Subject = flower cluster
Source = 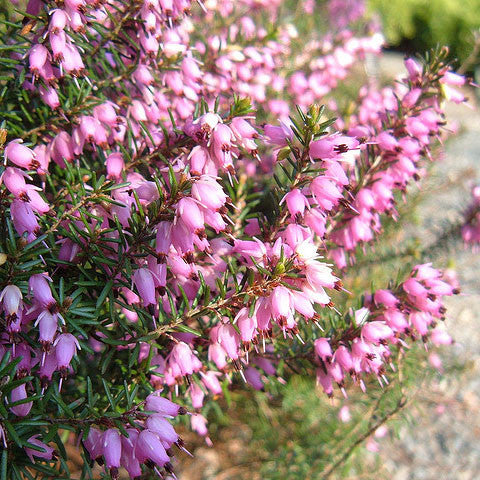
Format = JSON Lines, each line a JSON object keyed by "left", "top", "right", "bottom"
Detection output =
{"left": 314, "top": 264, "right": 458, "bottom": 396}
{"left": 83, "top": 394, "right": 185, "bottom": 479}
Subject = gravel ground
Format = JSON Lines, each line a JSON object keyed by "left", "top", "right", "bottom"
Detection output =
{"left": 377, "top": 54, "right": 480, "bottom": 480}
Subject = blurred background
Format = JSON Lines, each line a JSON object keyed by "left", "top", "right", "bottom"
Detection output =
{"left": 370, "top": 0, "right": 480, "bottom": 76}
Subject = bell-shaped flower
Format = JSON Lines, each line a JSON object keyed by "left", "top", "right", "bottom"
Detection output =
{"left": 314, "top": 338, "right": 332, "bottom": 362}
{"left": 9, "top": 383, "right": 32, "bottom": 417}
{"left": 217, "top": 324, "right": 240, "bottom": 360}
{"left": 145, "top": 393, "right": 185, "bottom": 417}
{"left": 4, "top": 141, "right": 36, "bottom": 169}
{"left": 54, "top": 333, "right": 80, "bottom": 368}
{"left": 132, "top": 268, "right": 156, "bottom": 307}
{"left": 102, "top": 429, "right": 122, "bottom": 469}
{"left": 135, "top": 430, "right": 170, "bottom": 466}
{"left": 145, "top": 414, "right": 179, "bottom": 446}
{"left": 29, "top": 274, "right": 55, "bottom": 308}
{"left": 0, "top": 285, "right": 23, "bottom": 317}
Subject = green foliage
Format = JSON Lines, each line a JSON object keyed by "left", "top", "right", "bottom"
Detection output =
{"left": 369, "top": 0, "right": 480, "bottom": 69}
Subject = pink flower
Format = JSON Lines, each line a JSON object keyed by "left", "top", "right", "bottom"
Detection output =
{"left": 4, "top": 141, "right": 36, "bottom": 169}
{"left": 190, "top": 414, "right": 212, "bottom": 444}
{"left": 264, "top": 122, "right": 293, "bottom": 147}
{"left": 102, "top": 429, "right": 122, "bottom": 469}
{"left": 120, "top": 429, "right": 142, "bottom": 478}
{"left": 29, "top": 274, "right": 55, "bottom": 308}
{"left": 201, "top": 371, "right": 223, "bottom": 394}
{"left": 54, "top": 333, "right": 80, "bottom": 369}
{"left": 145, "top": 414, "right": 179, "bottom": 446}
{"left": 404, "top": 58, "right": 422, "bottom": 79}
{"left": 176, "top": 197, "right": 205, "bottom": 234}
{"left": 283, "top": 189, "right": 309, "bottom": 218}
{"left": 374, "top": 290, "right": 399, "bottom": 308}
{"left": 145, "top": 393, "right": 185, "bottom": 416}
{"left": 245, "top": 366, "right": 264, "bottom": 390}
{"left": 29, "top": 44, "right": 49, "bottom": 74}
{"left": 25, "top": 435, "right": 55, "bottom": 462}
{"left": 135, "top": 430, "right": 170, "bottom": 466}
{"left": 314, "top": 338, "right": 332, "bottom": 362}
{"left": 170, "top": 341, "right": 197, "bottom": 376}
{"left": 310, "top": 135, "right": 358, "bottom": 160}
{"left": 49, "top": 9, "right": 68, "bottom": 33}
{"left": 430, "top": 328, "right": 452, "bottom": 346}
{"left": 316, "top": 368, "right": 333, "bottom": 396}
{"left": 188, "top": 383, "right": 205, "bottom": 409}
{"left": 191, "top": 176, "right": 227, "bottom": 211}
{"left": 235, "top": 308, "right": 257, "bottom": 342}
{"left": 335, "top": 345, "right": 354, "bottom": 372}
{"left": 9, "top": 384, "right": 32, "bottom": 417}
{"left": 310, "top": 177, "right": 343, "bottom": 210}
{"left": 217, "top": 324, "right": 240, "bottom": 360}
{"left": 132, "top": 268, "right": 156, "bottom": 306}
{"left": 35, "top": 311, "right": 59, "bottom": 346}
{"left": 270, "top": 285, "right": 292, "bottom": 320}
{"left": 106, "top": 153, "right": 124, "bottom": 179}
{"left": 0, "top": 285, "right": 23, "bottom": 316}
{"left": 208, "top": 342, "right": 228, "bottom": 370}
{"left": 362, "top": 321, "right": 394, "bottom": 344}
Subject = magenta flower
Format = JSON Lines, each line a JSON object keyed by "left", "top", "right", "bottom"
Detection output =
{"left": 4, "top": 141, "right": 36, "bottom": 169}
{"left": 132, "top": 268, "right": 157, "bottom": 306}
{"left": 102, "top": 429, "right": 122, "bottom": 470}
{"left": 35, "top": 311, "right": 59, "bottom": 348}
{"left": 83, "top": 427, "right": 103, "bottom": 461}
{"left": 120, "top": 429, "right": 142, "bottom": 478}
{"left": 217, "top": 323, "right": 241, "bottom": 360}
{"left": 54, "top": 333, "right": 80, "bottom": 369}
{"left": 315, "top": 338, "right": 333, "bottom": 362}
{"left": 25, "top": 435, "right": 55, "bottom": 463}
{"left": 135, "top": 430, "right": 170, "bottom": 466}
{"left": 0, "top": 285, "right": 23, "bottom": 317}
{"left": 145, "top": 393, "right": 185, "bottom": 416}
{"left": 146, "top": 414, "right": 180, "bottom": 446}
{"left": 29, "top": 274, "right": 55, "bottom": 309}
{"left": 9, "top": 384, "right": 32, "bottom": 417}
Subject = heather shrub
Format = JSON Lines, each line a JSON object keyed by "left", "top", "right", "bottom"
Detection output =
{"left": 0, "top": 0, "right": 471, "bottom": 478}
